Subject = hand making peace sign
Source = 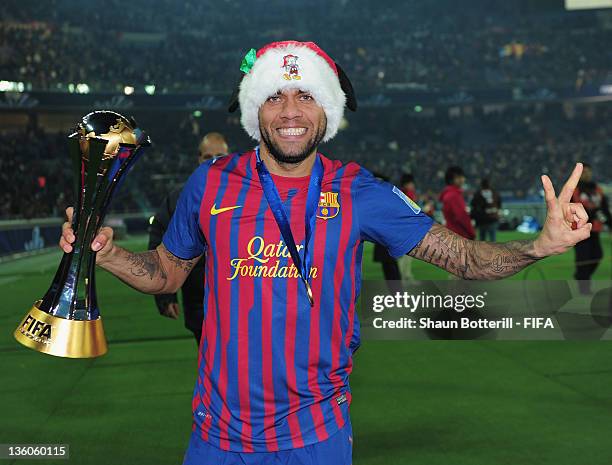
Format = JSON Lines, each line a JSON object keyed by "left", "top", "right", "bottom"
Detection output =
{"left": 534, "top": 163, "right": 592, "bottom": 258}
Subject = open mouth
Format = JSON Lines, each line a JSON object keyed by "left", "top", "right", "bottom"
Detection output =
{"left": 277, "top": 127, "right": 307, "bottom": 137}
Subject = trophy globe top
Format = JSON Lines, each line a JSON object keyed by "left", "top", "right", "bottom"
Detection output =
{"left": 74, "top": 110, "right": 145, "bottom": 158}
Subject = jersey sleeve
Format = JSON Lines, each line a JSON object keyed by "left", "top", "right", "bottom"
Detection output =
{"left": 355, "top": 169, "right": 434, "bottom": 258}
{"left": 162, "top": 163, "right": 208, "bottom": 260}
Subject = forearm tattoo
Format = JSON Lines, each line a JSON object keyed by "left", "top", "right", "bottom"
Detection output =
{"left": 126, "top": 250, "right": 168, "bottom": 281}
{"left": 164, "top": 249, "right": 196, "bottom": 274}
{"left": 408, "top": 224, "right": 541, "bottom": 280}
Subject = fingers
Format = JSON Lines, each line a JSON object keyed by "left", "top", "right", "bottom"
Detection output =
{"left": 568, "top": 202, "right": 589, "bottom": 229}
{"left": 92, "top": 226, "right": 113, "bottom": 252}
{"left": 558, "top": 163, "right": 583, "bottom": 204}
{"left": 65, "top": 206, "right": 74, "bottom": 223}
{"left": 541, "top": 175, "right": 559, "bottom": 216}
{"left": 567, "top": 222, "right": 592, "bottom": 245}
{"left": 62, "top": 207, "right": 74, "bottom": 237}
{"left": 59, "top": 207, "right": 115, "bottom": 255}
{"left": 59, "top": 235, "right": 73, "bottom": 253}
{"left": 60, "top": 206, "right": 75, "bottom": 252}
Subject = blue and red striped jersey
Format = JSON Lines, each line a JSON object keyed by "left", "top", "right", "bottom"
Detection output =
{"left": 163, "top": 150, "right": 433, "bottom": 452}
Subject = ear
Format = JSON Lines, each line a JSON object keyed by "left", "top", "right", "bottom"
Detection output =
{"left": 227, "top": 74, "right": 245, "bottom": 113}
{"left": 335, "top": 62, "right": 357, "bottom": 111}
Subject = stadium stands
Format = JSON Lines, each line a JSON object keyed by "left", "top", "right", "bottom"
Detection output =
{"left": 1, "top": 102, "right": 609, "bottom": 219}
{"left": 1, "top": 0, "right": 610, "bottom": 93}
{"left": 1, "top": 0, "right": 610, "bottom": 219}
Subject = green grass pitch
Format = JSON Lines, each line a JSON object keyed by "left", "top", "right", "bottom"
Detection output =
{"left": 0, "top": 232, "right": 610, "bottom": 464}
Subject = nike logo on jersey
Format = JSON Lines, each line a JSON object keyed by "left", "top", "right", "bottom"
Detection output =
{"left": 210, "top": 204, "right": 242, "bottom": 215}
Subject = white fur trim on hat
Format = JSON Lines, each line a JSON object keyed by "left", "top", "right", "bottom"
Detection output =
{"left": 238, "top": 43, "right": 346, "bottom": 143}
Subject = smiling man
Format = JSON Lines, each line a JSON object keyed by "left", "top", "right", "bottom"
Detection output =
{"left": 60, "top": 41, "right": 592, "bottom": 465}
{"left": 259, "top": 88, "right": 326, "bottom": 166}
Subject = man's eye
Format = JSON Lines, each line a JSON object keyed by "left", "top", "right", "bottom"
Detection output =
{"left": 300, "top": 94, "right": 314, "bottom": 101}
{"left": 267, "top": 95, "right": 281, "bottom": 103}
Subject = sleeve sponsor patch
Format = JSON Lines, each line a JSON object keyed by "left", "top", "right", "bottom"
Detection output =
{"left": 392, "top": 186, "right": 421, "bottom": 214}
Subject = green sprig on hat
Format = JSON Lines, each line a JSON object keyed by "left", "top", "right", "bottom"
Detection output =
{"left": 240, "top": 48, "right": 257, "bottom": 74}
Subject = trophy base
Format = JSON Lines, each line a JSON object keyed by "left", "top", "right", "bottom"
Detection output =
{"left": 14, "top": 301, "right": 108, "bottom": 358}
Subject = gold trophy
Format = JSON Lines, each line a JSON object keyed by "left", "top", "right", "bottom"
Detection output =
{"left": 13, "top": 111, "right": 151, "bottom": 358}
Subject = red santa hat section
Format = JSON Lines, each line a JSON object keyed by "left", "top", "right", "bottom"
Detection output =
{"left": 229, "top": 41, "right": 356, "bottom": 143}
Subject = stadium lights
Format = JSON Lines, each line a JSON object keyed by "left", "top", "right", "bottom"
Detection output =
{"left": 75, "top": 83, "right": 90, "bottom": 94}
{"left": 193, "top": 110, "right": 202, "bottom": 117}
{"left": 0, "top": 80, "right": 25, "bottom": 92}
{"left": 414, "top": 105, "right": 423, "bottom": 113}
{"left": 124, "top": 86, "right": 135, "bottom": 95}
{"left": 600, "top": 85, "right": 612, "bottom": 95}
{"left": 144, "top": 85, "right": 156, "bottom": 95}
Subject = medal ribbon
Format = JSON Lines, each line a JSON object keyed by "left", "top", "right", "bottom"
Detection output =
{"left": 255, "top": 147, "right": 322, "bottom": 307}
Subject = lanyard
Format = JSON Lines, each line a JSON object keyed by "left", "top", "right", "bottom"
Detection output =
{"left": 255, "top": 147, "right": 323, "bottom": 307}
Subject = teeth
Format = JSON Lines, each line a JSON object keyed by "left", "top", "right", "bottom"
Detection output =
{"left": 278, "top": 127, "right": 306, "bottom": 136}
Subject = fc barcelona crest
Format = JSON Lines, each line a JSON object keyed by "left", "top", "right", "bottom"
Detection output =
{"left": 317, "top": 192, "right": 340, "bottom": 220}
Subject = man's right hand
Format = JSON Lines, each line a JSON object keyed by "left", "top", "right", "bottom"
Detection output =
{"left": 59, "top": 207, "right": 201, "bottom": 295}
{"left": 59, "top": 206, "right": 116, "bottom": 264}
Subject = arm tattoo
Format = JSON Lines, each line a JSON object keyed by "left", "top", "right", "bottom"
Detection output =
{"left": 164, "top": 249, "right": 196, "bottom": 273}
{"left": 126, "top": 250, "right": 168, "bottom": 281}
{"left": 409, "top": 224, "right": 541, "bottom": 280}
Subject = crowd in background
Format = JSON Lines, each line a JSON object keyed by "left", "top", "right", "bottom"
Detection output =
{"left": 0, "top": 128, "right": 69, "bottom": 219}
{"left": 1, "top": 101, "right": 609, "bottom": 220}
{"left": 1, "top": 0, "right": 610, "bottom": 93}
{"left": 331, "top": 103, "right": 612, "bottom": 198}
{"left": 1, "top": 0, "right": 610, "bottom": 220}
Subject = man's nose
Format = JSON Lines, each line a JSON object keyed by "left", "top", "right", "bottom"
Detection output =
{"left": 279, "top": 96, "right": 302, "bottom": 119}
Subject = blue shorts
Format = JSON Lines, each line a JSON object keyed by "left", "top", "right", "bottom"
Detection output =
{"left": 183, "top": 421, "right": 353, "bottom": 465}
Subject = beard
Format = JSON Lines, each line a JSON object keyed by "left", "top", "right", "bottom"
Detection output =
{"left": 259, "top": 115, "right": 326, "bottom": 165}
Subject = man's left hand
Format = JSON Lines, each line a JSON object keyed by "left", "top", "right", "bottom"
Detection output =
{"left": 534, "top": 163, "right": 591, "bottom": 257}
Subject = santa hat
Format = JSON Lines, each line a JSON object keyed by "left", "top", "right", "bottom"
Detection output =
{"left": 228, "top": 41, "right": 357, "bottom": 142}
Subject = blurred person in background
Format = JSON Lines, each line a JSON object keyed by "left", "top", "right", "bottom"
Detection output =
{"left": 440, "top": 166, "right": 476, "bottom": 240}
{"left": 420, "top": 189, "right": 437, "bottom": 218}
{"left": 147, "top": 132, "right": 229, "bottom": 344}
{"left": 400, "top": 173, "right": 417, "bottom": 201}
{"left": 571, "top": 163, "right": 611, "bottom": 294}
{"left": 471, "top": 178, "right": 502, "bottom": 242}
